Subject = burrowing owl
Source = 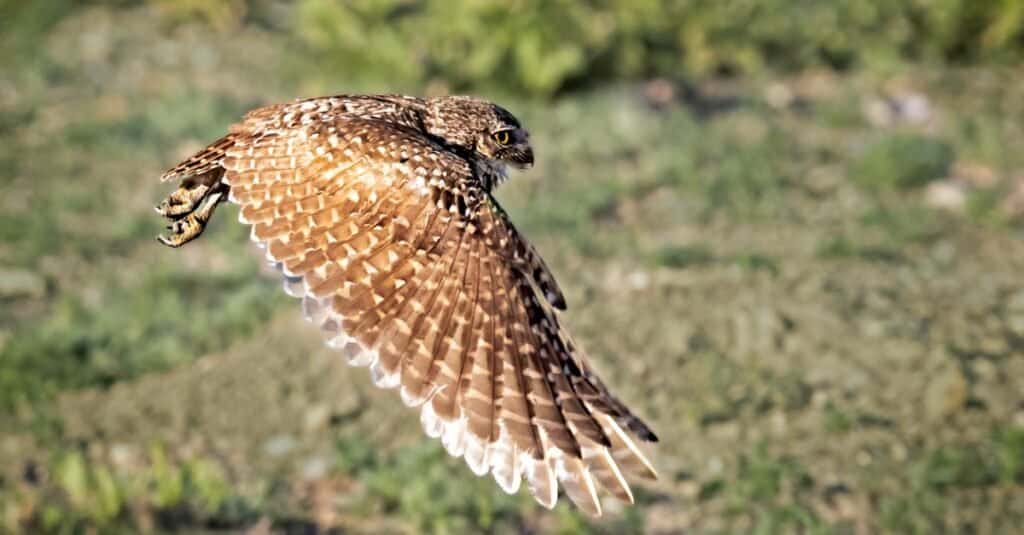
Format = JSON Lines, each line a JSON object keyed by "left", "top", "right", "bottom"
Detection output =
{"left": 155, "top": 95, "right": 657, "bottom": 515}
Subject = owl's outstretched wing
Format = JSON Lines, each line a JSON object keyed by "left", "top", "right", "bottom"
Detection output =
{"left": 209, "top": 100, "right": 657, "bottom": 515}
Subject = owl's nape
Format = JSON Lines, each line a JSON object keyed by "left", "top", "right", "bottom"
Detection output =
{"left": 154, "top": 94, "right": 657, "bottom": 515}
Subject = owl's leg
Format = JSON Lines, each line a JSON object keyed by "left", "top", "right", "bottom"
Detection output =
{"left": 157, "top": 183, "right": 229, "bottom": 248}
{"left": 155, "top": 170, "right": 223, "bottom": 218}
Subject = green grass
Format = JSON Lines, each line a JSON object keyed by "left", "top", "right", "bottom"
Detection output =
{"left": 9, "top": 444, "right": 255, "bottom": 534}
{"left": 878, "top": 425, "right": 1024, "bottom": 534}
{"left": 850, "top": 133, "right": 955, "bottom": 191}
{"left": 0, "top": 267, "right": 283, "bottom": 411}
{"left": 652, "top": 244, "right": 716, "bottom": 269}
{"left": 332, "top": 438, "right": 613, "bottom": 534}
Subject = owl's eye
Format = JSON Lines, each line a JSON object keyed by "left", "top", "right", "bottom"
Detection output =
{"left": 492, "top": 131, "right": 511, "bottom": 145}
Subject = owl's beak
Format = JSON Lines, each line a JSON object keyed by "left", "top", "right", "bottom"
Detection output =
{"left": 512, "top": 146, "right": 534, "bottom": 169}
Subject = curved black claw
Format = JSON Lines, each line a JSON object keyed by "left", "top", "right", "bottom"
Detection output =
{"left": 156, "top": 234, "right": 182, "bottom": 248}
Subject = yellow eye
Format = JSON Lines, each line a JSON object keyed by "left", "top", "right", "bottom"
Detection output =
{"left": 493, "top": 131, "right": 511, "bottom": 145}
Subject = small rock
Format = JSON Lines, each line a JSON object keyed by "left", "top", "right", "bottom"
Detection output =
{"left": 924, "top": 366, "right": 968, "bottom": 419}
{"left": 1000, "top": 176, "right": 1024, "bottom": 219}
{"left": 108, "top": 443, "right": 140, "bottom": 470}
{"left": 304, "top": 404, "right": 330, "bottom": 432}
{"left": 706, "top": 456, "right": 724, "bottom": 475}
{"left": 302, "top": 456, "right": 330, "bottom": 480}
{"left": 644, "top": 78, "right": 677, "bottom": 108}
{"left": 864, "top": 92, "right": 933, "bottom": 127}
{"left": 264, "top": 435, "right": 296, "bottom": 457}
{"left": 1006, "top": 291, "right": 1024, "bottom": 336}
{"left": 627, "top": 270, "right": 650, "bottom": 290}
{"left": 893, "top": 92, "right": 932, "bottom": 124}
{"left": 771, "top": 411, "right": 788, "bottom": 434}
{"left": 600, "top": 494, "right": 625, "bottom": 516}
{"left": 925, "top": 180, "right": 967, "bottom": 212}
{"left": 0, "top": 268, "right": 46, "bottom": 299}
{"left": 971, "top": 359, "right": 999, "bottom": 384}
{"left": 763, "top": 83, "right": 794, "bottom": 109}
{"left": 863, "top": 97, "right": 894, "bottom": 127}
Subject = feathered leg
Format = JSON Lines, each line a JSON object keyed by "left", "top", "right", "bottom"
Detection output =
{"left": 156, "top": 178, "right": 229, "bottom": 247}
{"left": 155, "top": 169, "right": 224, "bottom": 218}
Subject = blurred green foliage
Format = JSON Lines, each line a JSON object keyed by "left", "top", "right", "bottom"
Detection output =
{"left": 0, "top": 263, "right": 283, "bottom": 412}
{"left": 851, "top": 134, "right": 955, "bottom": 190}
{"left": 8, "top": 444, "right": 245, "bottom": 534}
{"left": 158, "top": 0, "right": 1024, "bottom": 95}
{"left": 8, "top": 0, "right": 1023, "bottom": 95}
{"left": 880, "top": 425, "right": 1024, "bottom": 534}
{"left": 0, "top": 80, "right": 282, "bottom": 413}
{"left": 335, "top": 439, "right": 545, "bottom": 534}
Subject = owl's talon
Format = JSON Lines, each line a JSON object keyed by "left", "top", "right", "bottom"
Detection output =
{"left": 157, "top": 215, "right": 200, "bottom": 248}
{"left": 156, "top": 234, "right": 182, "bottom": 248}
{"left": 155, "top": 183, "right": 211, "bottom": 218}
{"left": 155, "top": 188, "right": 226, "bottom": 248}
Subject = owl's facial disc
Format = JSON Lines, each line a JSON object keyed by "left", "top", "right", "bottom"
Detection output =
{"left": 487, "top": 128, "right": 534, "bottom": 169}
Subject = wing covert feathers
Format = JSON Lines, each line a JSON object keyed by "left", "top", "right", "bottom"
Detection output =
{"left": 170, "top": 97, "right": 656, "bottom": 515}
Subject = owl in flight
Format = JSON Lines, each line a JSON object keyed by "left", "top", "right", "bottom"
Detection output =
{"left": 155, "top": 95, "right": 657, "bottom": 515}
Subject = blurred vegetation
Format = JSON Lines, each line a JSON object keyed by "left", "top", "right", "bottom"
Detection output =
{"left": 171, "top": 0, "right": 1024, "bottom": 95}
{"left": 850, "top": 134, "right": 955, "bottom": 191}
{"left": 15, "top": 445, "right": 243, "bottom": 533}
{"left": 7, "top": 0, "right": 1024, "bottom": 96}
{"left": 2, "top": 1, "right": 1024, "bottom": 534}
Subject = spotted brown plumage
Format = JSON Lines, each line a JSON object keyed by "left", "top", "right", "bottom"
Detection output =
{"left": 154, "top": 94, "right": 657, "bottom": 515}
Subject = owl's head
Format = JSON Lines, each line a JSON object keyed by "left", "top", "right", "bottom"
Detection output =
{"left": 423, "top": 96, "right": 534, "bottom": 170}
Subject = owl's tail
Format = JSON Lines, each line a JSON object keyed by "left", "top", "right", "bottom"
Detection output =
{"left": 155, "top": 135, "right": 236, "bottom": 247}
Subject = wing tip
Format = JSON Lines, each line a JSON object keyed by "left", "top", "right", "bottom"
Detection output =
{"left": 636, "top": 425, "right": 659, "bottom": 443}
{"left": 548, "top": 291, "right": 567, "bottom": 310}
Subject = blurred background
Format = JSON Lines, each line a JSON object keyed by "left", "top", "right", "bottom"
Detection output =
{"left": 2, "top": 1, "right": 1024, "bottom": 533}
